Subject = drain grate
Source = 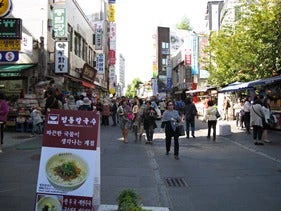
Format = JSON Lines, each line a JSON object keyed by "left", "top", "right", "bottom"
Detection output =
{"left": 165, "top": 177, "right": 188, "bottom": 187}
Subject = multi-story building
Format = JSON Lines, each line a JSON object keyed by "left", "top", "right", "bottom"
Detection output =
{"left": 155, "top": 26, "right": 170, "bottom": 97}
{"left": 206, "top": 1, "right": 224, "bottom": 32}
{"left": 0, "top": 0, "right": 109, "bottom": 100}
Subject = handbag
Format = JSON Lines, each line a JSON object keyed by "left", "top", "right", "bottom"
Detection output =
{"left": 216, "top": 109, "right": 221, "bottom": 119}
{"left": 177, "top": 124, "right": 185, "bottom": 136}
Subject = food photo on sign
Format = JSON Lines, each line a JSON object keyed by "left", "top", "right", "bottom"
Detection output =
{"left": 36, "top": 147, "right": 96, "bottom": 196}
{"left": 35, "top": 194, "right": 63, "bottom": 211}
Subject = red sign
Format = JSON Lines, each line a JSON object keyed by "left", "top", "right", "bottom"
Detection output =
{"left": 35, "top": 109, "right": 101, "bottom": 210}
{"left": 109, "top": 50, "right": 116, "bottom": 65}
{"left": 43, "top": 109, "right": 99, "bottom": 150}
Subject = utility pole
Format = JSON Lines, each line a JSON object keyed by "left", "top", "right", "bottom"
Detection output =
{"left": 38, "top": 36, "right": 45, "bottom": 81}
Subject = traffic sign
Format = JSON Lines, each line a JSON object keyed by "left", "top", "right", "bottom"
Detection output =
{"left": 0, "top": 39, "right": 21, "bottom": 51}
{"left": 0, "top": 51, "right": 19, "bottom": 62}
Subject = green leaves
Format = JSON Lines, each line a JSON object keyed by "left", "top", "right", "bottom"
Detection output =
{"left": 205, "top": 0, "right": 281, "bottom": 87}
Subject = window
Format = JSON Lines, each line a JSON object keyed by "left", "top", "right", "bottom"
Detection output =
{"left": 67, "top": 24, "right": 73, "bottom": 52}
{"left": 82, "top": 39, "right": 87, "bottom": 61}
{"left": 74, "top": 32, "right": 82, "bottom": 57}
{"left": 162, "top": 58, "right": 167, "bottom": 65}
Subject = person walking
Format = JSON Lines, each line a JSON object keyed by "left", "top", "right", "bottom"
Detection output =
{"left": 63, "top": 95, "right": 77, "bottom": 110}
{"left": 30, "top": 106, "right": 43, "bottom": 135}
{"left": 110, "top": 99, "right": 118, "bottom": 126}
{"left": 233, "top": 99, "right": 243, "bottom": 128}
{"left": 117, "top": 99, "right": 131, "bottom": 143}
{"left": 203, "top": 100, "right": 218, "bottom": 141}
{"left": 250, "top": 97, "right": 266, "bottom": 145}
{"left": 243, "top": 96, "right": 252, "bottom": 134}
{"left": 78, "top": 97, "right": 93, "bottom": 111}
{"left": 101, "top": 99, "right": 111, "bottom": 127}
{"left": 0, "top": 92, "right": 9, "bottom": 152}
{"left": 162, "top": 100, "right": 182, "bottom": 160}
{"left": 143, "top": 101, "right": 157, "bottom": 144}
{"left": 183, "top": 97, "right": 198, "bottom": 138}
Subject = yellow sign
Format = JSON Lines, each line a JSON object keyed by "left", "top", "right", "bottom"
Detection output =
{"left": 0, "top": 0, "right": 12, "bottom": 17}
{"left": 108, "top": 4, "right": 115, "bottom": 22}
{"left": 0, "top": 39, "right": 21, "bottom": 51}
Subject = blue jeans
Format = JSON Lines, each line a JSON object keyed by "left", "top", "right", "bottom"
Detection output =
{"left": 185, "top": 119, "right": 195, "bottom": 138}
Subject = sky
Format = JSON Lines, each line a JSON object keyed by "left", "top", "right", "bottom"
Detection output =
{"left": 78, "top": 0, "right": 209, "bottom": 86}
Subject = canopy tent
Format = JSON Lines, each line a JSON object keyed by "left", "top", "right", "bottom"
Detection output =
{"left": 219, "top": 75, "right": 281, "bottom": 93}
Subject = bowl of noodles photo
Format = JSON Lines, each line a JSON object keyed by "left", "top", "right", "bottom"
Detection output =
{"left": 36, "top": 196, "right": 62, "bottom": 211}
{"left": 45, "top": 152, "right": 89, "bottom": 191}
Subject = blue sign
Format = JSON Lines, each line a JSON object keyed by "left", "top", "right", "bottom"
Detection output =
{"left": 167, "top": 78, "right": 172, "bottom": 90}
{"left": 0, "top": 51, "right": 19, "bottom": 62}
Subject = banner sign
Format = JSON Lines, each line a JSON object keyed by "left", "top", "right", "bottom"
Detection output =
{"left": 94, "top": 21, "right": 103, "bottom": 51}
{"left": 108, "top": 4, "right": 115, "bottom": 22}
{"left": 0, "top": 18, "right": 22, "bottom": 39}
{"left": 35, "top": 109, "right": 101, "bottom": 211}
{"left": 109, "top": 23, "right": 116, "bottom": 50}
{"left": 109, "top": 50, "right": 116, "bottom": 65}
{"left": 0, "top": 51, "right": 19, "bottom": 62}
{"left": 0, "top": 39, "right": 21, "bottom": 51}
{"left": 96, "top": 54, "right": 104, "bottom": 74}
{"left": 55, "top": 41, "right": 68, "bottom": 73}
{"left": 53, "top": 8, "right": 67, "bottom": 38}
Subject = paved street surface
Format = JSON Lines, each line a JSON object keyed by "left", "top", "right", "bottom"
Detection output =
{"left": 0, "top": 119, "right": 281, "bottom": 211}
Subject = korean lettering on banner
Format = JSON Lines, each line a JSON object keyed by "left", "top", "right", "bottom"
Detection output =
{"left": 55, "top": 41, "right": 68, "bottom": 73}
{"left": 35, "top": 109, "right": 101, "bottom": 210}
{"left": 53, "top": 8, "right": 67, "bottom": 38}
{"left": 97, "top": 54, "right": 104, "bottom": 74}
{"left": 109, "top": 50, "right": 116, "bottom": 65}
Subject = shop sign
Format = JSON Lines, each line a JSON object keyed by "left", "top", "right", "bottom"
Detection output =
{"left": 109, "top": 50, "right": 116, "bottom": 65}
{"left": 53, "top": 8, "right": 67, "bottom": 38}
{"left": 108, "top": 4, "right": 115, "bottom": 22}
{"left": 109, "top": 23, "right": 116, "bottom": 50}
{"left": 96, "top": 53, "right": 104, "bottom": 74}
{"left": 167, "top": 77, "right": 172, "bottom": 90}
{"left": 109, "top": 65, "right": 115, "bottom": 79}
{"left": 35, "top": 109, "right": 101, "bottom": 210}
{"left": 55, "top": 41, "right": 68, "bottom": 73}
{"left": 108, "top": 0, "right": 116, "bottom": 3}
{"left": 21, "top": 33, "right": 33, "bottom": 55}
{"left": 0, "top": 18, "right": 22, "bottom": 39}
{"left": 0, "top": 39, "right": 21, "bottom": 51}
{"left": 0, "top": 0, "right": 12, "bottom": 17}
{"left": 0, "top": 51, "right": 19, "bottom": 62}
{"left": 81, "top": 63, "right": 97, "bottom": 82}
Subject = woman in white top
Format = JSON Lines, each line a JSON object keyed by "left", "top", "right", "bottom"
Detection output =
{"left": 204, "top": 100, "right": 218, "bottom": 141}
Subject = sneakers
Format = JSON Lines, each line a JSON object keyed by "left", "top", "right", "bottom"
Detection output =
{"left": 174, "top": 155, "right": 179, "bottom": 160}
{"left": 264, "top": 139, "right": 271, "bottom": 143}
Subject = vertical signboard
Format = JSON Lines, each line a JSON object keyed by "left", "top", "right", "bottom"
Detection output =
{"left": 191, "top": 35, "right": 199, "bottom": 75}
{"left": 53, "top": 8, "right": 67, "bottom": 38}
{"left": 55, "top": 41, "right": 68, "bottom": 73}
{"left": 109, "top": 50, "right": 116, "bottom": 65}
{"left": 96, "top": 53, "right": 104, "bottom": 74}
{"left": 35, "top": 110, "right": 100, "bottom": 211}
{"left": 94, "top": 21, "right": 103, "bottom": 51}
{"left": 108, "top": 4, "right": 115, "bottom": 22}
{"left": 109, "top": 23, "right": 116, "bottom": 50}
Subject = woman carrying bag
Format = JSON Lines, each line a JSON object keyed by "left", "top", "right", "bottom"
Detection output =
{"left": 161, "top": 100, "right": 182, "bottom": 160}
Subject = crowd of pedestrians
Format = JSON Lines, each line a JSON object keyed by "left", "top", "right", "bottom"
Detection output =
{"left": 0, "top": 81, "right": 278, "bottom": 155}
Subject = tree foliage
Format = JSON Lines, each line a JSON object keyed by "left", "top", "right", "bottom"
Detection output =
{"left": 176, "top": 16, "right": 192, "bottom": 31}
{"left": 125, "top": 78, "right": 143, "bottom": 98}
{"left": 205, "top": 0, "right": 281, "bottom": 87}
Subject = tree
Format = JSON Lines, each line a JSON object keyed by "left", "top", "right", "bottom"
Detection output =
{"left": 204, "top": 0, "right": 281, "bottom": 87}
{"left": 176, "top": 16, "right": 192, "bottom": 31}
{"left": 125, "top": 78, "right": 143, "bottom": 98}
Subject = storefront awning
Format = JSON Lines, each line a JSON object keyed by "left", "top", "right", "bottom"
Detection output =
{"left": 0, "top": 64, "right": 36, "bottom": 77}
{"left": 82, "top": 81, "right": 95, "bottom": 89}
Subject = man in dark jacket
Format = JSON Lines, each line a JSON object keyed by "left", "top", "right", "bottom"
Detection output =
{"left": 184, "top": 97, "right": 198, "bottom": 138}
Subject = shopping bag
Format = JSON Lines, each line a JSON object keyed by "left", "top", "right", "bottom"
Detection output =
{"left": 177, "top": 125, "right": 185, "bottom": 136}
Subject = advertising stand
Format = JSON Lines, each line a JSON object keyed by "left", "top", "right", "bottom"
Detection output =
{"left": 34, "top": 109, "right": 100, "bottom": 211}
